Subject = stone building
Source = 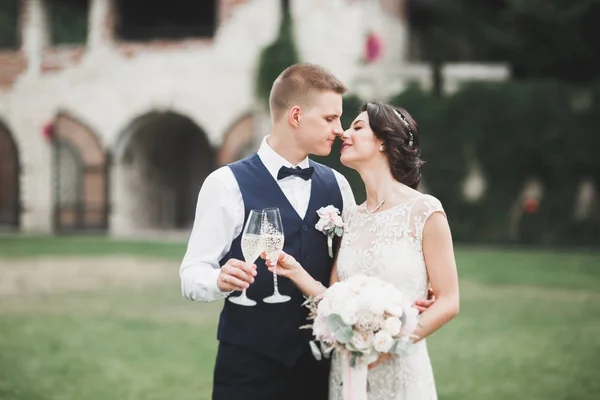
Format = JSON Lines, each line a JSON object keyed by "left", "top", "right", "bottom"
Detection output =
{"left": 0, "top": 0, "right": 507, "bottom": 235}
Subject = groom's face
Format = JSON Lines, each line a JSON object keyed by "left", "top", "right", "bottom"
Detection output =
{"left": 295, "top": 90, "right": 343, "bottom": 157}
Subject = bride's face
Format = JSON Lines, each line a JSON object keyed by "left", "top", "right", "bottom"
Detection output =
{"left": 339, "top": 111, "right": 384, "bottom": 168}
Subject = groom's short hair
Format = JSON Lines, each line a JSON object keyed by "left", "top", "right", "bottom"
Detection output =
{"left": 269, "top": 63, "right": 347, "bottom": 121}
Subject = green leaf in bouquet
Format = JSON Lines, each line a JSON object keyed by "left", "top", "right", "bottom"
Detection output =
{"left": 335, "top": 226, "right": 344, "bottom": 236}
{"left": 326, "top": 314, "right": 354, "bottom": 343}
{"left": 349, "top": 352, "right": 362, "bottom": 368}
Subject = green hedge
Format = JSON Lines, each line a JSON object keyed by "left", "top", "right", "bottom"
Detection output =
{"left": 317, "top": 82, "right": 600, "bottom": 246}
{"left": 255, "top": 0, "right": 299, "bottom": 107}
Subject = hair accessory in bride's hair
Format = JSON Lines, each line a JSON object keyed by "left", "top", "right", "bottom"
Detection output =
{"left": 393, "top": 109, "right": 414, "bottom": 148}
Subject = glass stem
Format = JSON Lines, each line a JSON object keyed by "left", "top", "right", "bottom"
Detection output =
{"left": 272, "top": 265, "right": 280, "bottom": 295}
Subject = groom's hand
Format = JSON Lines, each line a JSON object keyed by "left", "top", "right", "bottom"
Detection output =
{"left": 414, "top": 287, "right": 435, "bottom": 314}
{"left": 217, "top": 259, "right": 257, "bottom": 292}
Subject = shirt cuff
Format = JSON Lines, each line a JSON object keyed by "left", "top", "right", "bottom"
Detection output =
{"left": 208, "top": 267, "right": 233, "bottom": 298}
{"left": 185, "top": 267, "right": 232, "bottom": 302}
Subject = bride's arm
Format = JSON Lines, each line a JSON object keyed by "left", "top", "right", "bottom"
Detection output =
{"left": 264, "top": 241, "right": 341, "bottom": 298}
{"left": 266, "top": 252, "right": 324, "bottom": 298}
{"left": 412, "top": 212, "right": 460, "bottom": 342}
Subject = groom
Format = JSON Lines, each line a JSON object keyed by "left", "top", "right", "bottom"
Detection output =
{"left": 180, "top": 63, "right": 434, "bottom": 400}
{"left": 180, "top": 63, "right": 355, "bottom": 400}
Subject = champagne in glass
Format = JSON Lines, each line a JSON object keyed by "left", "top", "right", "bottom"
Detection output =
{"left": 229, "top": 209, "right": 263, "bottom": 306}
{"left": 262, "top": 207, "right": 291, "bottom": 304}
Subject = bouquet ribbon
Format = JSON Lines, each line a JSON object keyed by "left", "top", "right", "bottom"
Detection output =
{"left": 342, "top": 352, "right": 368, "bottom": 400}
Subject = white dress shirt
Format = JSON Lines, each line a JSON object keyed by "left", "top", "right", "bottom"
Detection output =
{"left": 180, "top": 137, "right": 356, "bottom": 302}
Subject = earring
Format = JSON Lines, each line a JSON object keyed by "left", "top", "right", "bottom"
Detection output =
{"left": 379, "top": 144, "right": 385, "bottom": 152}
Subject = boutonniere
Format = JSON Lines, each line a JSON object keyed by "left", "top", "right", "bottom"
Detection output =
{"left": 315, "top": 206, "right": 345, "bottom": 258}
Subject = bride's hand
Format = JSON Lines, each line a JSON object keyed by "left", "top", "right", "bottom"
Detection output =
{"left": 368, "top": 353, "right": 393, "bottom": 370}
{"left": 260, "top": 250, "right": 303, "bottom": 279}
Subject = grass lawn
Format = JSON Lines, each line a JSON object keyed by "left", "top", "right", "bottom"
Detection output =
{"left": 0, "top": 235, "right": 599, "bottom": 400}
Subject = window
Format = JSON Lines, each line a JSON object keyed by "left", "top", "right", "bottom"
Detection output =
{"left": 49, "top": 0, "right": 89, "bottom": 45}
{"left": 0, "top": 0, "right": 19, "bottom": 49}
{"left": 116, "top": 0, "right": 216, "bottom": 41}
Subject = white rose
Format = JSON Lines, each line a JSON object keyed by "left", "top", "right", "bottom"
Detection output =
{"left": 385, "top": 300, "right": 405, "bottom": 317}
{"left": 356, "top": 285, "right": 376, "bottom": 305}
{"left": 351, "top": 331, "right": 373, "bottom": 353}
{"left": 317, "top": 296, "right": 333, "bottom": 316}
{"left": 317, "top": 205, "right": 339, "bottom": 218}
{"left": 367, "top": 292, "right": 387, "bottom": 316}
{"left": 312, "top": 315, "right": 328, "bottom": 338}
{"left": 340, "top": 297, "right": 359, "bottom": 325}
{"left": 315, "top": 219, "right": 327, "bottom": 232}
{"left": 373, "top": 330, "right": 394, "bottom": 353}
{"left": 330, "top": 287, "right": 353, "bottom": 315}
{"left": 333, "top": 215, "right": 344, "bottom": 226}
{"left": 383, "top": 317, "right": 403, "bottom": 336}
{"left": 349, "top": 276, "right": 369, "bottom": 294}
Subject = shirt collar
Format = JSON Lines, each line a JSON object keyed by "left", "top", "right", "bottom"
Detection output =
{"left": 257, "top": 135, "right": 310, "bottom": 180}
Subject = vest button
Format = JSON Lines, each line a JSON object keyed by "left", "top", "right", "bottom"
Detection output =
{"left": 304, "top": 255, "right": 311, "bottom": 260}
{"left": 302, "top": 225, "right": 308, "bottom": 231}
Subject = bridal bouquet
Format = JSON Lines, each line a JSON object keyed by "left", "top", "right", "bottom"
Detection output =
{"left": 303, "top": 275, "right": 419, "bottom": 400}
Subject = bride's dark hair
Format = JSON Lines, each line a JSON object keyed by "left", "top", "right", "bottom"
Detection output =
{"left": 362, "top": 101, "right": 423, "bottom": 189}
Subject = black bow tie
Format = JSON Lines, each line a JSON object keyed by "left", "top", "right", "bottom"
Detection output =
{"left": 277, "top": 166, "right": 315, "bottom": 181}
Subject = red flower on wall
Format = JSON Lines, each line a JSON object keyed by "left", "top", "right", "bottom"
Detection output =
{"left": 42, "top": 121, "right": 55, "bottom": 141}
{"left": 523, "top": 198, "right": 539, "bottom": 214}
{"left": 364, "top": 31, "right": 383, "bottom": 63}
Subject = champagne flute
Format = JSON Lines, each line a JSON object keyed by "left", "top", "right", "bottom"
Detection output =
{"left": 229, "top": 209, "right": 263, "bottom": 306}
{"left": 262, "top": 207, "right": 290, "bottom": 304}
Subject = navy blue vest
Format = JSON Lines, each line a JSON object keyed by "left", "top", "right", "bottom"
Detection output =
{"left": 217, "top": 154, "right": 344, "bottom": 367}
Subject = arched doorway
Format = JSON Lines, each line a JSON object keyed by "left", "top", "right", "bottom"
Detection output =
{"left": 0, "top": 119, "right": 20, "bottom": 229}
{"left": 217, "top": 113, "right": 257, "bottom": 166}
{"left": 52, "top": 112, "right": 109, "bottom": 232}
{"left": 113, "top": 111, "right": 215, "bottom": 231}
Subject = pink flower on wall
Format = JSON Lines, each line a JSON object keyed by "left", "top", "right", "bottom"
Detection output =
{"left": 364, "top": 31, "right": 383, "bottom": 63}
{"left": 42, "top": 121, "right": 55, "bottom": 141}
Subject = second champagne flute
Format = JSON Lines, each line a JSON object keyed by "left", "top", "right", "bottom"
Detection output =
{"left": 261, "top": 207, "right": 290, "bottom": 304}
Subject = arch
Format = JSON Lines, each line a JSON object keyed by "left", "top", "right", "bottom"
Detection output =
{"left": 112, "top": 110, "right": 215, "bottom": 231}
{"left": 52, "top": 111, "right": 109, "bottom": 232}
{"left": 0, "top": 118, "right": 20, "bottom": 229}
{"left": 217, "top": 112, "right": 257, "bottom": 166}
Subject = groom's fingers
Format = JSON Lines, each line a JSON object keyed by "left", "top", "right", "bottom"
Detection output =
{"left": 217, "top": 259, "right": 257, "bottom": 291}
{"left": 221, "top": 274, "right": 249, "bottom": 291}
{"left": 415, "top": 299, "right": 434, "bottom": 307}
{"left": 227, "top": 259, "right": 257, "bottom": 278}
{"left": 414, "top": 305, "right": 428, "bottom": 314}
{"left": 224, "top": 263, "right": 256, "bottom": 284}
{"left": 219, "top": 267, "right": 251, "bottom": 291}
{"left": 414, "top": 298, "right": 434, "bottom": 314}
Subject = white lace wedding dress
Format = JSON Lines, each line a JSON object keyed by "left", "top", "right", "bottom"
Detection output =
{"left": 330, "top": 194, "right": 445, "bottom": 400}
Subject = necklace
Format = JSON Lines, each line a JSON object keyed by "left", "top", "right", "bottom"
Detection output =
{"left": 364, "top": 199, "right": 385, "bottom": 215}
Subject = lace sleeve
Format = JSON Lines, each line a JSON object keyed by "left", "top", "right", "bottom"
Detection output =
{"left": 412, "top": 194, "right": 446, "bottom": 243}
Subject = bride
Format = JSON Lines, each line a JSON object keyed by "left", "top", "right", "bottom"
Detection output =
{"left": 265, "top": 101, "right": 460, "bottom": 399}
